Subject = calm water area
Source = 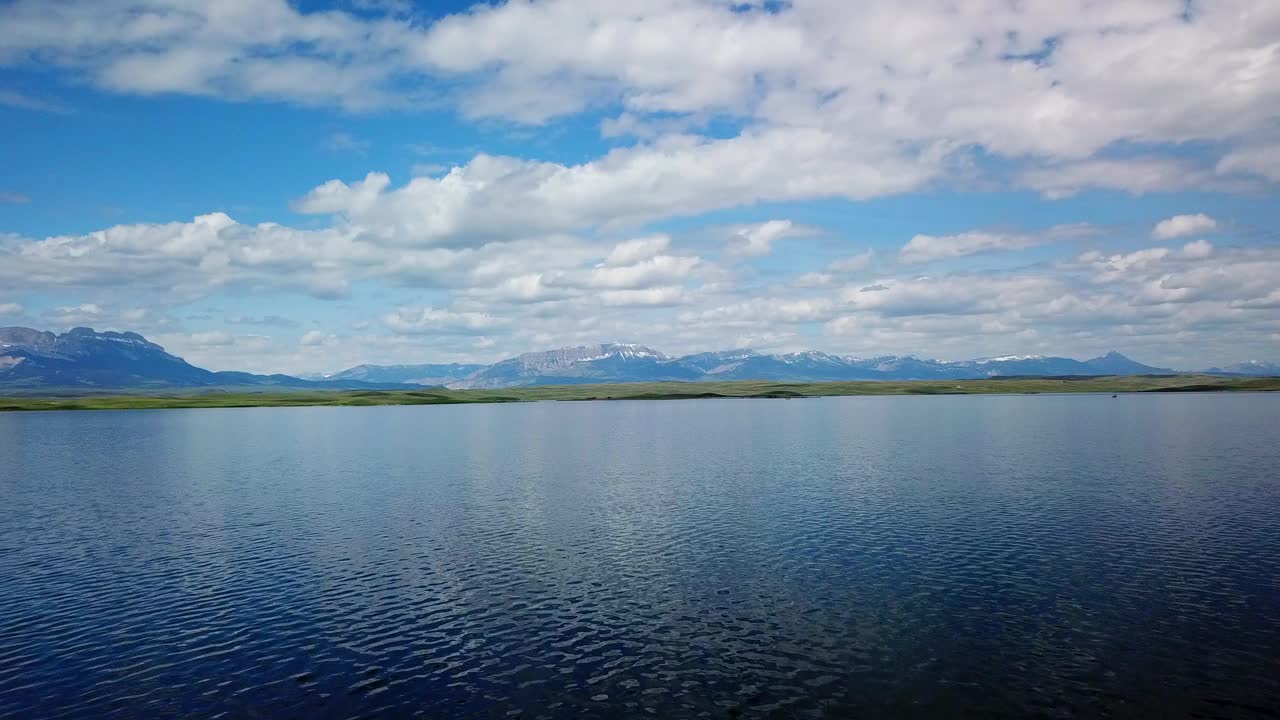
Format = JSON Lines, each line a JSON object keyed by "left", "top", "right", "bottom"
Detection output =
{"left": 1, "top": 394, "right": 1278, "bottom": 718}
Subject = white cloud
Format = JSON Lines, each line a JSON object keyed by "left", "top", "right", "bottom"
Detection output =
{"left": 0, "top": 302, "right": 23, "bottom": 316}
{"left": 605, "top": 235, "right": 669, "bottom": 266}
{"left": 900, "top": 224, "right": 1102, "bottom": 264}
{"left": 599, "top": 286, "right": 686, "bottom": 307}
{"left": 226, "top": 314, "right": 299, "bottom": 328}
{"left": 1153, "top": 213, "right": 1219, "bottom": 239}
{"left": 1231, "top": 290, "right": 1280, "bottom": 310}
{"left": 0, "top": 191, "right": 31, "bottom": 204}
{"left": 150, "top": 332, "right": 274, "bottom": 373}
{"left": 383, "top": 306, "right": 503, "bottom": 334}
{"left": 1217, "top": 141, "right": 1280, "bottom": 182}
{"left": 42, "top": 303, "right": 104, "bottom": 326}
{"left": 2, "top": 1, "right": 1279, "bottom": 371}
{"left": 1080, "top": 248, "right": 1172, "bottom": 281}
{"left": 299, "top": 330, "right": 340, "bottom": 348}
{"left": 143, "top": 236, "right": 1280, "bottom": 371}
{"left": 792, "top": 272, "right": 834, "bottom": 288}
{"left": 1182, "top": 240, "right": 1215, "bottom": 259}
{"left": 188, "top": 331, "right": 234, "bottom": 347}
{"left": 406, "top": 0, "right": 1280, "bottom": 166}
{"left": 4, "top": 199, "right": 1277, "bottom": 370}
{"left": 727, "top": 220, "right": 807, "bottom": 257}
{"left": 828, "top": 250, "right": 874, "bottom": 274}
{"left": 4, "top": 0, "right": 1273, "bottom": 217}
{"left": 581, "top": 255, "right": 700, "bottom": 290}
{"left": 292, "top": 131, "right": 946, "bottom": 247}
{"left": 679, "top": 297, "right": 835, "bottom": 327}
{"left": 1, "top": 212, "right": 367, "bottom": 301}
{"left": 900, "top": 231, "right": 1038, "bottom": 264}
{"left": 1019, "top": 157, "right": 1245, "bottom": 198}
{"left": 841, "top": 274, "right": 1062, "bottom": 318}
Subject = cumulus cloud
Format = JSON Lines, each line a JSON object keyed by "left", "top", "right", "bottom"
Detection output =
{"left": 1153, "top": 214, "right": 1219, "bottom": 239}
{"left": 0, "top": 212, "right": 366, "bottom": 301}
{"left": 42, "top": 303, "right": 104, "bottom": 326}
{"left": 1079, "top": 248, "right": 1172, "bottom": 281}
{"left": 0, "top": 302, "right": 23, "bottom": 316}
{"left": 841, "top": 274, "right": 1063, "bottom": 317}
{"left": 900, "top": 232, "right": 1039, "bottom": 264}
{"left": 580, "top": 255, "right": 700, "bottom": 290}
{"left": 292, "top": 131, "right": 944, "bottom": 247}
{"left": 679, "top": 297, "right": 836, "bottom": 327}
{"left": 599, "top": 286, "right": 687, "bottom": 307}
{"left": 828, "top": 251, "right": 875, "bottom": 274}
{"left": 299, "top": 330, "right": 338, "bottom": 347}
{"left": 791, "top": 272, "right": 834, "bottom": 288}
{"left": 407, "top": 0, "right": 1280, "bottom": 167}
{"left": 5, "top": 200, "right": 1277, "bottom": 369}
{"left": 726, "top": 220, "right": 809, "bottom": 257}
{"left": 1216, "top": 142, "right": 1280, "bottom": 182}
{"left": 1019, "top": 157, "right": 1254, "bottom": 198}
{"left": 207, "top": 235, "right": 1280, "bottom": 370}
{"left": 3, "top": 0, "right": 1275, "bottom": 209}
{"left": 226, "top": 314, "right": 299, "bottom": 328}
{"left": 1182, "top": 240, "right": 1215, "bottom": 259}
{"left": 901, "top": 224, "right": 1101, "bottom": 264}
{"left": 383, "top": 306, "right": 503, "bottom": 335}
{"left": 2, "top": 1, "right": 1279, "bottom": 370}
{"left": 0, "top": 211, "right": 698, "bottom": 314}
{"left": 187, "top": 331, "right": 234, "bottom": 347}
{"left": 606, "top": 236, "right": 670, "bottom": 266}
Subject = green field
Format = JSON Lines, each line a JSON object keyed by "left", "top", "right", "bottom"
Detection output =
{"left": 1, "top": 375, "right": 1276, "bottom": 412}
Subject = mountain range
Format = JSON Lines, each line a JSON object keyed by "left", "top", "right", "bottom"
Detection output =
{"left": 1204, "top": 360, "right": 1280, "bottom": 376}
{"left": 0, "top": 327, "right": 415, "bottom": 391}
{"left": 3, "top": 327, "right": 1277, "bottom": 393}
{"left": 337, "top": 344, "right": 1185, "bottom": 389}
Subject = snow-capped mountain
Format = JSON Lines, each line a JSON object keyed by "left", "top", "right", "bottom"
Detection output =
{"left": 1205, "top": 360, "right": 1280, "bottom": 376}
{"left": 330, "top": 345, "right": 1181, "bottom": 389}
{"left": 452, "top": 344, "right": 699, "bottom": 389}
{"left": 8, "top": 325, "right": 1250, "bottom": 393}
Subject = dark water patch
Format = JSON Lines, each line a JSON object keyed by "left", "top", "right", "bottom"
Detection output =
{"left": 1, "top": 395, "right": 1278, "bottom": 718}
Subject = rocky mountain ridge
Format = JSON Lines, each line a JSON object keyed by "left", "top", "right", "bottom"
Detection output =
{"left": 333, "top": 343, "right": 1194, "bottom": 389}
{"left": 6, "top": 326, "right": 1274, "bottom": 393}
{"left": 0, "top": 327, "right": 416, "bottom": 391}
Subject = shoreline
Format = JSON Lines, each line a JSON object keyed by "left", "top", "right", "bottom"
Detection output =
{"left": 2, "top": 375, "right": 1278, "bottom": 412}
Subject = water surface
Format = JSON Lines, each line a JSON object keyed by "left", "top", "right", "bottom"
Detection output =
{"left": 2, "top": 394, "right": 1278, "bottom": 718}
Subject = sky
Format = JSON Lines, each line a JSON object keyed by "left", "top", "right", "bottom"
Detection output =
{"left": 0, "top": 0, "right": 1278, "bottom": 374}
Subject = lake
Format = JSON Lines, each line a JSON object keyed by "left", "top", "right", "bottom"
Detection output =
{"left": 1, "top": 394, "right": 1278, "bottom": 718}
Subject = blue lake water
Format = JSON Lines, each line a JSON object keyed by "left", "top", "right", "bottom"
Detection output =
{"left": 1, "top": 394, "right": 1279, "bottom": 718}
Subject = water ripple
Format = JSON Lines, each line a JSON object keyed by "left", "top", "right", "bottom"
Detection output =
{"left": 1, "top": 394, "right": 1279, "bottom": 718}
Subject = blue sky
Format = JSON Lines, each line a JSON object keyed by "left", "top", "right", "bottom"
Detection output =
{"left": 1, "top": 0, "right": 1277, "bottom": 373}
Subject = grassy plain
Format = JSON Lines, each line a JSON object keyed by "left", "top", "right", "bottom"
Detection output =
{"left": 1, "top": 375, "right": 1276, "bottom": 412}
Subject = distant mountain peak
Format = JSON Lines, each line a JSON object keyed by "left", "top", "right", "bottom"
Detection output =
{"left": 1205, "top": 360, "right": 1280, "bottom": 376}
{"left": 513, "top": 343, "right": 667, "bottom": 367}
{"left": 11, "top": 324, "right": 1270, "bottom": 391}
{"left": 0, "top": 326, "right": 420, "bottom": 391}
{"left": 974, "top": 354, "right": 1047, "bottom": 363}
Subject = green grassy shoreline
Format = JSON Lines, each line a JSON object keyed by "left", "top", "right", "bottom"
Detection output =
{"left": 1, "top": 375, "right": 1277, "bottom": 412}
